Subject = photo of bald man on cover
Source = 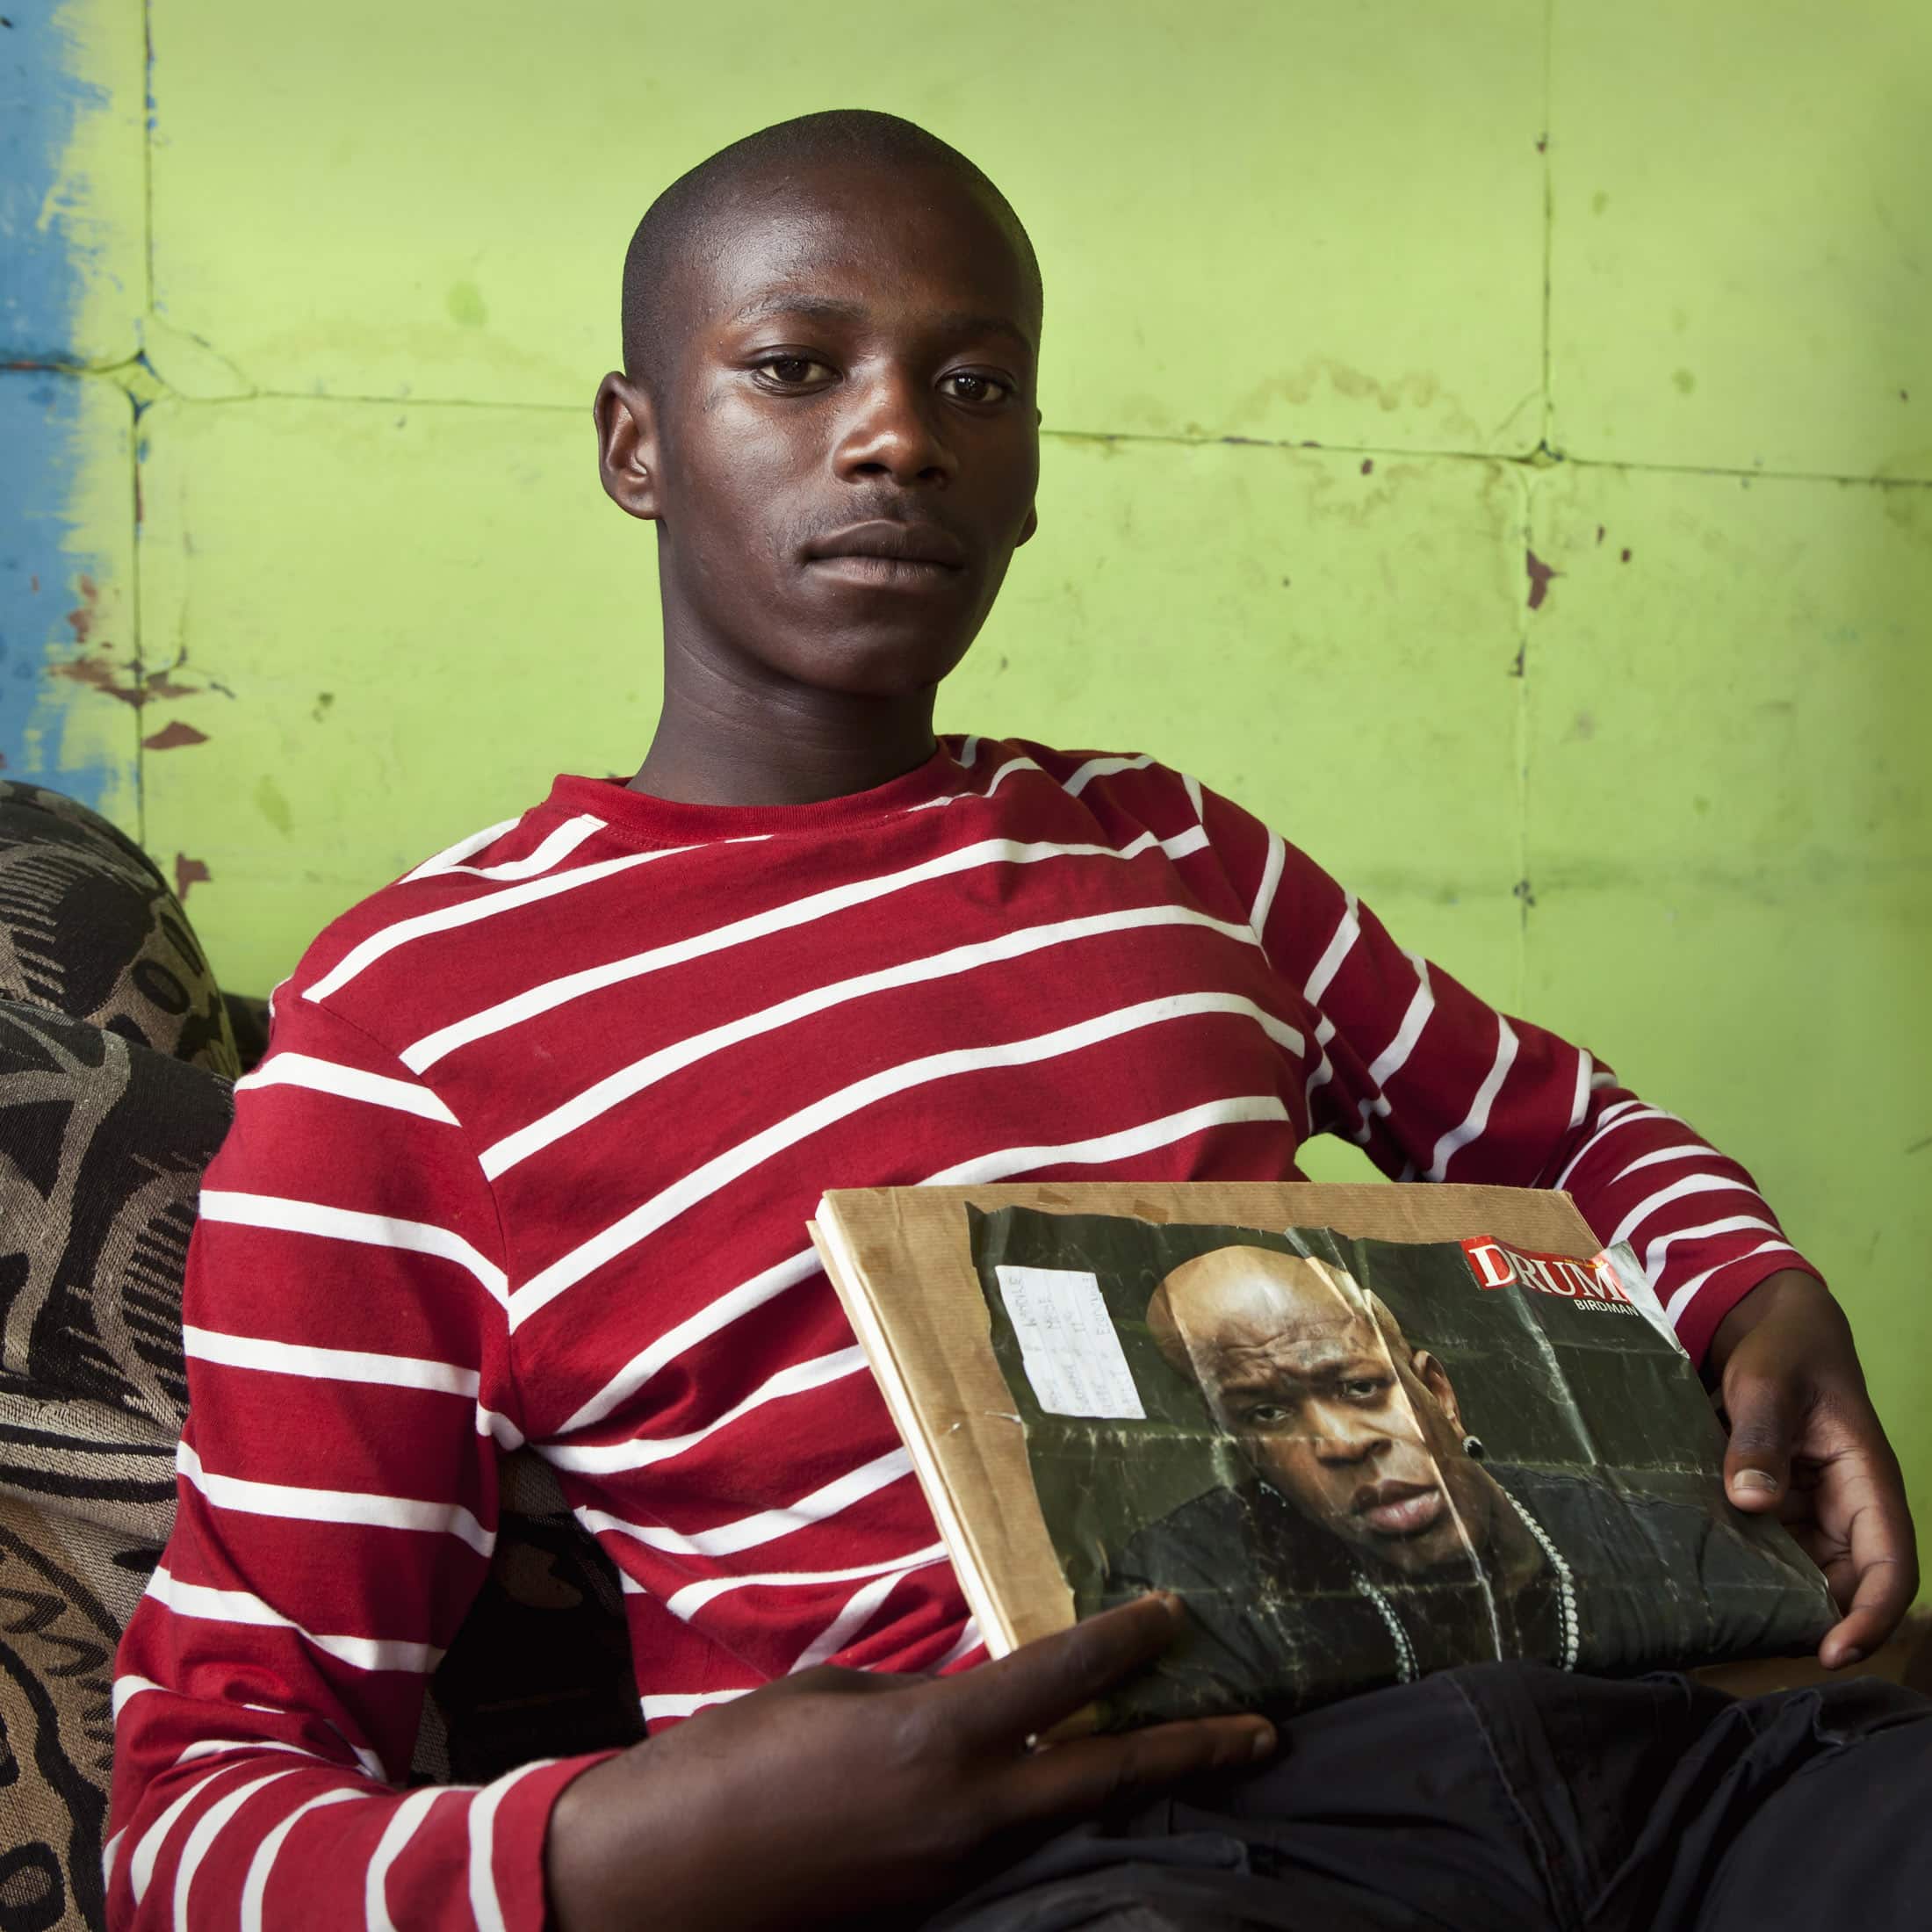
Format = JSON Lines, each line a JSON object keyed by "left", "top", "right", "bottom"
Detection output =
{"left": 1135, "top": 1244, "right": 1584, "bottom": 1691}
{"left": 969, "top": 1208, "right": 1836, "bottom": 1723}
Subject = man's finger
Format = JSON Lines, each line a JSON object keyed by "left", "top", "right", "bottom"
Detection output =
{"left": 1818, "top": 1466, "right": 1920, "bottom": 1668}
{"left": 1720, "top": 1368, "right": 1806, "bottom": 1511}
{"left": 1821, "top": 1555, "right": 1918, "bottom": 1669}
{"left": 941, "top": 1595, "right": 1188, "bottom": 1743}
{"left": 992, "top": 1712, "right": 1276, "bottom": 1828}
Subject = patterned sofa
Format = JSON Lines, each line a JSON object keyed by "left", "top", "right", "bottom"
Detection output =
{"left": 0, "top": 782, "right": 640, "bottom": 1932}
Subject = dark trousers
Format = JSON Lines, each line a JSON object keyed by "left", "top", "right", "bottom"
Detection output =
{"left": 929, "top": 1663, "right": 1930, "bottom": 1931}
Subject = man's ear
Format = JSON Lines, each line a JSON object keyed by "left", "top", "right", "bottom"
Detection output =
{"left": 595, "top": 371, "right": 661, "bottom": 522}
{"left": 1412, "top": 1349, "right": 1466, "bottom": 1441}
{"left": 1016, "top": 504, "right": 1039, "bottom": 547}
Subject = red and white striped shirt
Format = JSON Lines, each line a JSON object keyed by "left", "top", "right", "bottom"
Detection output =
{"left": 108, "top": 738, "right": 1812, "bottom": 1928}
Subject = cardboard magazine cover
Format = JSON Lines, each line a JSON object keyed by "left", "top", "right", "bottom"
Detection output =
{"left": 811, "top": 1182, "right": 1835, "bottom": 1727}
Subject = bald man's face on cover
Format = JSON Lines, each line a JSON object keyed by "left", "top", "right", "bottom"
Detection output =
{"left": 1150, "top": 1248, "right": 1496, "bottom": 1576}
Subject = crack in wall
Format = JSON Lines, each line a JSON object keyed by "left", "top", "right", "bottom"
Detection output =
{"left": 1539, "top": 0, "right": 1556, "bottom": 451}
{"left": 9, "top": 368, "right": 1928, "bottom": 494}
{"left": 1514, "top": 467, "right": 1537, "bottom": 1015}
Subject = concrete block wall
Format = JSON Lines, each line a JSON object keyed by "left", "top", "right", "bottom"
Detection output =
{"left": 4, "top": 1, "right": 1929, "bottom": 1533}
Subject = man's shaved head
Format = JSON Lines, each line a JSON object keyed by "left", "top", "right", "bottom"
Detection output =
{"left": 1147, "top": 1249, "right": 1404, "bottom": 1382}
{"left": 620, "top": 109, "right": 1042, "bottom": 382}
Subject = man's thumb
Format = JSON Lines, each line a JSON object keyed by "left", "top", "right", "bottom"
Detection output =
{"left": 1722, "top": 1371, "right": 1802, "bottom": 1510}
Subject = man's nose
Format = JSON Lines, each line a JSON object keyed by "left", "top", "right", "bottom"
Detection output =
{"left": 1310, "top": 1406, "right": 1388, "bottom": 1464}
{"left": 832, "top": 369, "right": 955, "bottom": 488}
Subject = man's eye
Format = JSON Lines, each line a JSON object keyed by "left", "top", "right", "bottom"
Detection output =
{"left": 940, "top": 371, "right": 1011, "bottom": 405}
{"left": 1244, "top": 1404, "right": 1289, "bottom": 1425}
{"left": 1343, "top": 1379, "right": 1384, "bottom": 1400}
{"left": 754, "top": 356, "right": 832, "bottom": 386}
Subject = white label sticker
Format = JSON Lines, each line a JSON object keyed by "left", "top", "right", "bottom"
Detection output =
{"left": 993, "top": 1265, "right": 1147, "bottom": 1420}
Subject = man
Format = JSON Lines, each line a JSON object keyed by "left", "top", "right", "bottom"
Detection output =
{"left": 107, "top": 111, "right": 1922, "bottom": 1930}
{"left": 1114, "top": 1246, "right": 1830, "bottom": 1712}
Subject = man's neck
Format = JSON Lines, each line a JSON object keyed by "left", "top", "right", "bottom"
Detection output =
{"left": 631, "top": 645, "right": 940, "bottom": 808}
{"left": 1479, "top": 1472, "right": 1549, "bottom": 1596}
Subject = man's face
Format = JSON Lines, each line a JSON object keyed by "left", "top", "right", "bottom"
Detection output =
{"left": 626, "top": 160, "right": 1041, "bottom": 698}
{"left": 1162, "top": 1250, "right": 1491, "bottom": 1577}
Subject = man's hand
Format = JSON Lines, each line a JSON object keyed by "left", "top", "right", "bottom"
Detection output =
{"left": 544, "top": 1592, "right": 1273, "bottom": 1932}
{"left": 1710, "top": 1268, "right": 1919, "bottom": 1669}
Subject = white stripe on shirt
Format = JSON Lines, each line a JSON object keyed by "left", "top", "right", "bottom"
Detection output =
{"left": 1302, "top": 1014, "right": 1337, "bottom": 1115}
{"left": 131, "top": 1766, "right": 230, "bottom": 1907}
{"left": 1359, "top": 952, "right": 1434, "bottom": 1130}
{"left": 1303, "top": 892, "right": 1360, "bottom": 1005}
{"left": 184, "top": 1325, "right": 481, "bottom": 1399}
{"left": 171, "top": 1737, "right": 332, "bottom": 1769}
{"left": 113, "top": 1674, "right": 165, "bottom": 1719}
{"left": 401, "top": 818, "right": 520, "bottom": 882}
{"left": 1063, "top": 753, "right": 1154, "bottom": 797}
{"left": 436, "top": 812, "right": 607, "bottom": 883}
{"left": 232, "top": 1700, "right": 386, "bottom": 1783}
{"left": 235, "top": 1054, "right": 458, "bottom": 1124}
{"left": 663, "top": 1542, "right": 953, "bottom": 1621}
{"left": 1610, "top": 1143, "right": 1722, "bottom": 1186}
{"left": 177, "top": 1440, "right": 494, "bottom": 1557}
{"left": 579, "top": 1447, "right": 912, "bottom": 1559}
{"left": 171, "top": 1767, "right": 299, "bottom": 1930}
{"left": 243, "top": 1787, "right": 370, "bottom": 1932}
{"left": 367, "top": 1786, "right": 460, "bottom": 1932}
{"left": 144, "top": 1567, "right": 441, "bottom": 1675}
{"left": 307, "top": 846, "right": 693, "bottom": 1002}
{"left": 1568, "top": 1049, "right": 1591, "bottom": 1130}
{"left": 558, "top": 1248, "right": 821, "bottom": 1438}
{"left": 1550, "top": 1103, "right": 1682, "bottom": 1192}
{"left": 931, "top": 1617, "right": 986, "bottom": 1673}
{"left": 983, "top": 754, "right": 1044, "bottom": 796}
{"left": 920, "top": 1094, "right": 1289, "bottom": 1187}
{"left": 546, "top": 1348, "right": 867, "bottom": 1475}
{"left": 197, "top": 1193, "right": 508, "bottom": 1308}
{"left": 1643, "top": 1214, "right": 1784, "bottom": 1283}
{"left": 1662, "top": 1237, "right": 1801, "bottom": 1323}
{"left": 789, "top": 1554, "right": 948, "bottom": 1673}
{"left": 1424, "top": 1017, "right": 1519, "bottom": 1182}
{"left": 470, "top": 1760, "right": 555, "bottom": 1932}
{"left": 1249, "top": 829, "right": 1287, "bottom": 945}
{"left": 639, "top": 1687, "right": 755, "bottom": 1723}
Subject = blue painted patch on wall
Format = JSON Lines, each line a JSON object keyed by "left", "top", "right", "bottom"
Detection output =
{"left": 0, "top": 4, "right": 134, "bottom": 815}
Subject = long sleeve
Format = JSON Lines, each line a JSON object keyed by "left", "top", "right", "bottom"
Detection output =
{"left": 1196, "top": 784, "right": 1816, "bottom": 1363}
{"left": 106, "top": 994, "right": 606, "bottom": 1930}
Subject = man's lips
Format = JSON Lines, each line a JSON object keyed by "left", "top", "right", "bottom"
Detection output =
{"left": 1352, "top": 1480, "right": 1447, "bottom": 1538}
{"left": 804, "top": 520, "right": 969, "bottom": 576}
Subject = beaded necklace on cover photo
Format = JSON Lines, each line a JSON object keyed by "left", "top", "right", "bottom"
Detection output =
{"left": 1349, "top": 1452, "right": 1580, "bottom": 1684}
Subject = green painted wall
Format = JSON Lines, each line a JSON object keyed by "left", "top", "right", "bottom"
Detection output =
{"left": 10, "top": 3, "right": 1931, "bottom": 1550}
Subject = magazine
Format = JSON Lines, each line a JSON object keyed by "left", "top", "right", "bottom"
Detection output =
{"left": 810, "top": 1182, "right": 1835, "bottom": 1728}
